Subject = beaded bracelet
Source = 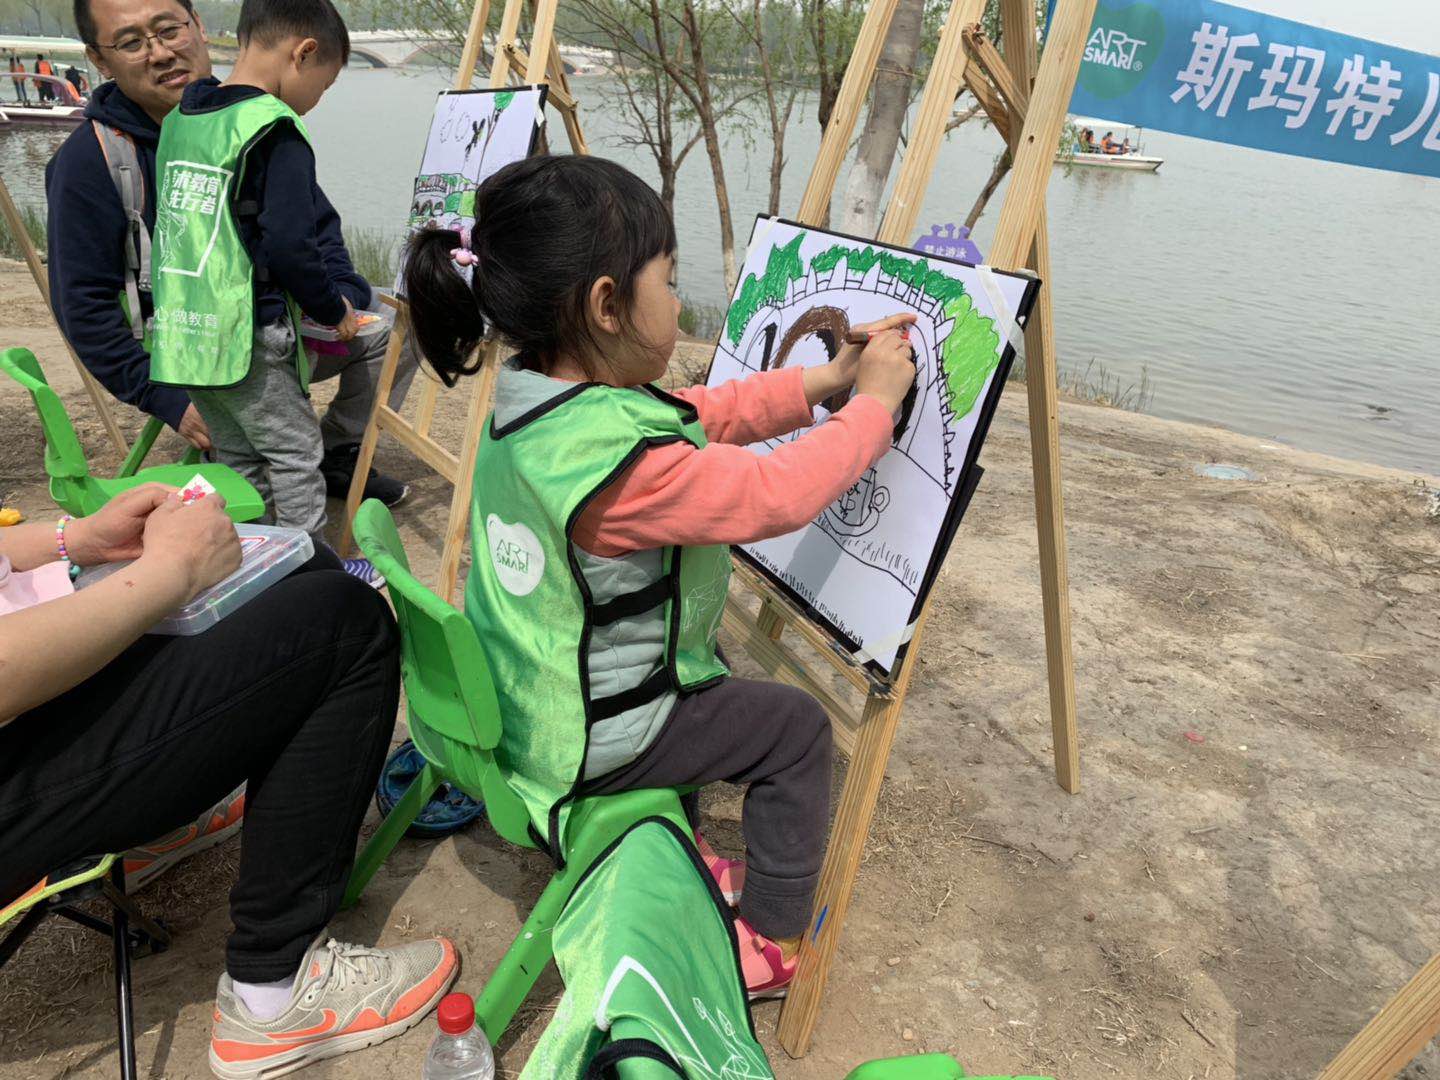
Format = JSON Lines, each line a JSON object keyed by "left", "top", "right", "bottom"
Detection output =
{"left": 56, "top": 514, "right": 74, "bottom": 576}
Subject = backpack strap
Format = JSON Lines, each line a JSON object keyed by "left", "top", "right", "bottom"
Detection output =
{"left": 91, "top": 120, "right": 151, "bottom": 341}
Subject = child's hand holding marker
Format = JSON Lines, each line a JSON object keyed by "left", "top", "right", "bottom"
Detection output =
{"left": 854, "top": 326, "right": 921, "bottom": 417}
{"left": 803, "top": 312, "right": 917, "bottom": 410}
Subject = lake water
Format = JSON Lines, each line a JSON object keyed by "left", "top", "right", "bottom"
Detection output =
{"left": 3, "top": 64, "right": 1437, "bottom": 473}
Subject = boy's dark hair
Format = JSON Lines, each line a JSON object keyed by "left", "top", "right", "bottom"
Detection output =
{"left": 237, "top": 0, "right": 350, "bottom": 65}
{"left": 404, "top": 155, "right": 677, "bottom": 386}
{"left": 74, "top": 0, "right": 195, "bottom": 46}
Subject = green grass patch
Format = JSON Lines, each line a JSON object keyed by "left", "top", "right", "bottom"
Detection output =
{"left": 344, "top": 228, "right": 400, "bottom": 287}
{"left": 0, "top": 204, "right": 46, "bottom": 263}
{"left": 679, "top": 294, "right": 725, "bottom": 341}
{"left": 1010, "top": 355, "right": 1156, "bottom": 412}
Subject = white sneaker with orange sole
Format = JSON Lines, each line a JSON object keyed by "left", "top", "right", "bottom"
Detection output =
{"left": 208, "top": 936, "right": 459, "bottom": 1079}
{"left": 124, "top": 784, "right": 247, "bottom": 892}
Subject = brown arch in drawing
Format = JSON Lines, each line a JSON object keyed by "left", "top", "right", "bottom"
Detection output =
{"left": 766, "top": 304, "right": 919, "bottom": 441}
{"left": 768, "top": 305, "right": 851, "bottom": 414}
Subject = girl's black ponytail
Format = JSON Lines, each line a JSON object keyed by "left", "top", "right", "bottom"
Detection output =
{"left": 402, "top": 227, "right": 486, "bottom": 387}
{"left": 402, "top": 156, "right": 676, "bottom": 380}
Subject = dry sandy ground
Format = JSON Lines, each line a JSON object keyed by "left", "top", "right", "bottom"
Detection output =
{"left": 2, "top": 260, "right": 1439, "bottom": 1080}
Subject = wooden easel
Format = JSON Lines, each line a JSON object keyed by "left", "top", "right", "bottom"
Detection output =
{"left": 0, "top": 171, "right": 132, "bottom": 457}
{"left": 1318, "top": 949, "right": 1440, "bottom": 1079}
{"left": 336, "top": 0, "right": 588, "bottom": 597}
{"left": 752, "top": 0, "right": 1097, "bottom": 1055}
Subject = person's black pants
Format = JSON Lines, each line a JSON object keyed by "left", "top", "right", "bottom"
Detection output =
{"left": 0, "top": 564, "right": 399, "bottom": 983}
{"left": 582, "top": 677, "right": 832, "bottom": 940}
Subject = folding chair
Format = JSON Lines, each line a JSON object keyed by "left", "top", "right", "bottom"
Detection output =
{"left": 0, "top": 857, "right": 171, "bottom": 1080}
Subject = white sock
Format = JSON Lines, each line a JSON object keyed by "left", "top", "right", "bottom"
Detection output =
{"left": 232, "top": 975, "right": 296, "bottom": 1021}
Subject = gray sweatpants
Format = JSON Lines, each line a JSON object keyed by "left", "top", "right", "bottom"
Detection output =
{"left": 581, "top": 676, "right": 833, "bottom": 940}
{"left": 313, "top": 319, "right": 419, "bottom": 450}
{"left": 190, "top": 317, "right": 418, "bottom": 539}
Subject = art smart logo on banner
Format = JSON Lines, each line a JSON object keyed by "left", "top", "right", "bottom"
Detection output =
{"left": 1079, "top": 3, "right": 1167, "bottom": 99}
{"left": 1060, "top": 0, "right": 1440, "bottom": 178}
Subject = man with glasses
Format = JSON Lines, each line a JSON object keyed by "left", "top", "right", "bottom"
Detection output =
{"left": 46, "top": 0, "right": 413, "bottom": 505}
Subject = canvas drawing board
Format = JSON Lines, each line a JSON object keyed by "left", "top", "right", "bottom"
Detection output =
{"left": 397, "top": 86, "right": 548, "bottom": 291}
{"left": 706, "top": 216, "right": 1038, "bottom": 677}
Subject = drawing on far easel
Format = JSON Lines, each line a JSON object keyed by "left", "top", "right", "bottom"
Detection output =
{"left": 706, "top": 216, "right": 1039, "bottom": 676}
{"left": 398, "top": 86, "right": 548, "bottom": 290}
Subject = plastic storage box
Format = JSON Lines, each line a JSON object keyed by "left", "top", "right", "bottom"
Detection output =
{"left": 75, "top": 525, "right": 313, "bottom": 635}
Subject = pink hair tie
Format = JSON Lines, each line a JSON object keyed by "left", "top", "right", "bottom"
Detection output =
{"left": 451, "top": 226, "right": 477, "bottom": 268}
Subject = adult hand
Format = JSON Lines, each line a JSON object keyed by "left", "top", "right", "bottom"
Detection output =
{"left": 334, "top": 297, "right": 360, "bottom": 343}
{"left": 831, "top": 313, "right": 918, "bottom": 389}
{"left": 138, "top": 493, "right": 242, "bottom": 601}
{"left": 178, "top": 404, "right": 212, "bottom": 452}
{"left": 853, "top": 329, "right": 918, "bottom": 415}
{"left": 64, "top": 483, "right": 173, "bottom": 567}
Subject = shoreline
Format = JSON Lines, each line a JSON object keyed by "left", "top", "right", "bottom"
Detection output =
{"left": 676, "top": 324, "right": 1440, "bottom": 489}
{"left": 669, "top": 333, "right": 1440, "bottom": 490}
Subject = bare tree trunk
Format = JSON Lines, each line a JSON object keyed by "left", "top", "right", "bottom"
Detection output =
{"left": 654, "top": 0, "right": 739, "bottom": 289}
{"left": 739, "top": 0, "right": 799, "bottom": 216}
{"left": 838, "top": 0, "right": 924, "bottom": 236}
{"left": 808, "top": 0, "right": 844, "bottom": 131}
{"left": 651, "top": 57, "right": 678, "bottom": 221}
{"left": 964, "top": 146, "right": 1011, "bottom": 229}
{"left": 767, "top": 93, "right": 797, "bottom": 215}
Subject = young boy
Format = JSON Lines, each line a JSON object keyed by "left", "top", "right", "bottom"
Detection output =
{"left": 149, "top": 0, "right": 373, "bottom": 547}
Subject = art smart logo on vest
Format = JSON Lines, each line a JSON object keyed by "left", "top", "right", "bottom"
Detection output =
{"left": 487, "top": 514, "right": 545, "bottom": 596}
{"left": 1079, "top": 3, "right": 1166, "bottom": 100}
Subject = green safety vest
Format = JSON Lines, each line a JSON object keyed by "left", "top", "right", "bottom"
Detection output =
{"left": 522, "top": 817, "right": 774, "bottom": 1079}
{"left": 149, "top": 93, "right": 308, "bottom": 390}
{"left": 466, "top": 380, "right": 731, "bottom": 860}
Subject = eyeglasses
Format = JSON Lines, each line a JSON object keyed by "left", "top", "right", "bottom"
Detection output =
{"left": 100, "top": 16, "right": 194, "bottom": 60}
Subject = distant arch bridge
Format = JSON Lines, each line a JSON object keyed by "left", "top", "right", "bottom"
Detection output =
{"left": 345, "top": 31, "right": 614, "bottom": 72}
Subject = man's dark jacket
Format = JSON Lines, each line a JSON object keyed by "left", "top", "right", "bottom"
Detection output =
{"left": 45, "top": 80, "right": 370, "bottom": 428}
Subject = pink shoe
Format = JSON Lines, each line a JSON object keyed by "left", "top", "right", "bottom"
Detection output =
{"left": 694, "top": 832, "right": 745, "bottom": 906}
{"left": 733, "top": 916, "right": 796, "bottom": 1000}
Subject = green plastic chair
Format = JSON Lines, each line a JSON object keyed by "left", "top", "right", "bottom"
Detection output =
{"left": 341, "top": 499, "right": 692, "bottom": 1045}
{"left": 600, "top": 1025, "right": 1037, "bottom": 1078}
{"left": 842, "top": 1055, "right": 1051, "bottom": 1079}
{"left": 0, "top": 348, "right": 262, "bottom": 522}
{"left": 116, "top": 415, "right": 201, "bottom": 479}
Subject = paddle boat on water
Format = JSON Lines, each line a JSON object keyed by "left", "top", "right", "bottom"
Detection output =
{"left": 1057, "top": 117, "right": 1164, "bottom": 172}
{"left": 0, "top": 35, "right": 95, "bottom": 126}
{"left": 0, "top": 71, "right": 86, "bottom": 125}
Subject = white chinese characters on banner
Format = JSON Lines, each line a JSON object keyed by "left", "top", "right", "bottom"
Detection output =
{"left": 1390, "top": 72, "right": 1440, "bottom": 149}
{"left": 1248, "top": 44, "right": 1324, "bottom": 128}
{"left": 1171, "top": 23, "right": 1259, "bottom": 116}
{"left": 1325, "top": 55, "right": 1402, "bottom": 140}
{"left": 1172, "top": 22, "right": 1436, "bottom": 145}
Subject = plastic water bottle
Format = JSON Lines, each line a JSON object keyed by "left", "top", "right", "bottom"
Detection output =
{"left": 423, "top": 993, "right": 495, "bottom": 1080}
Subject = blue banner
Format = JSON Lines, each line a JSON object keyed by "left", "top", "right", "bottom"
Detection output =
{"left": 1060, "top": 0, "right": 1440, "bottom": 178}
